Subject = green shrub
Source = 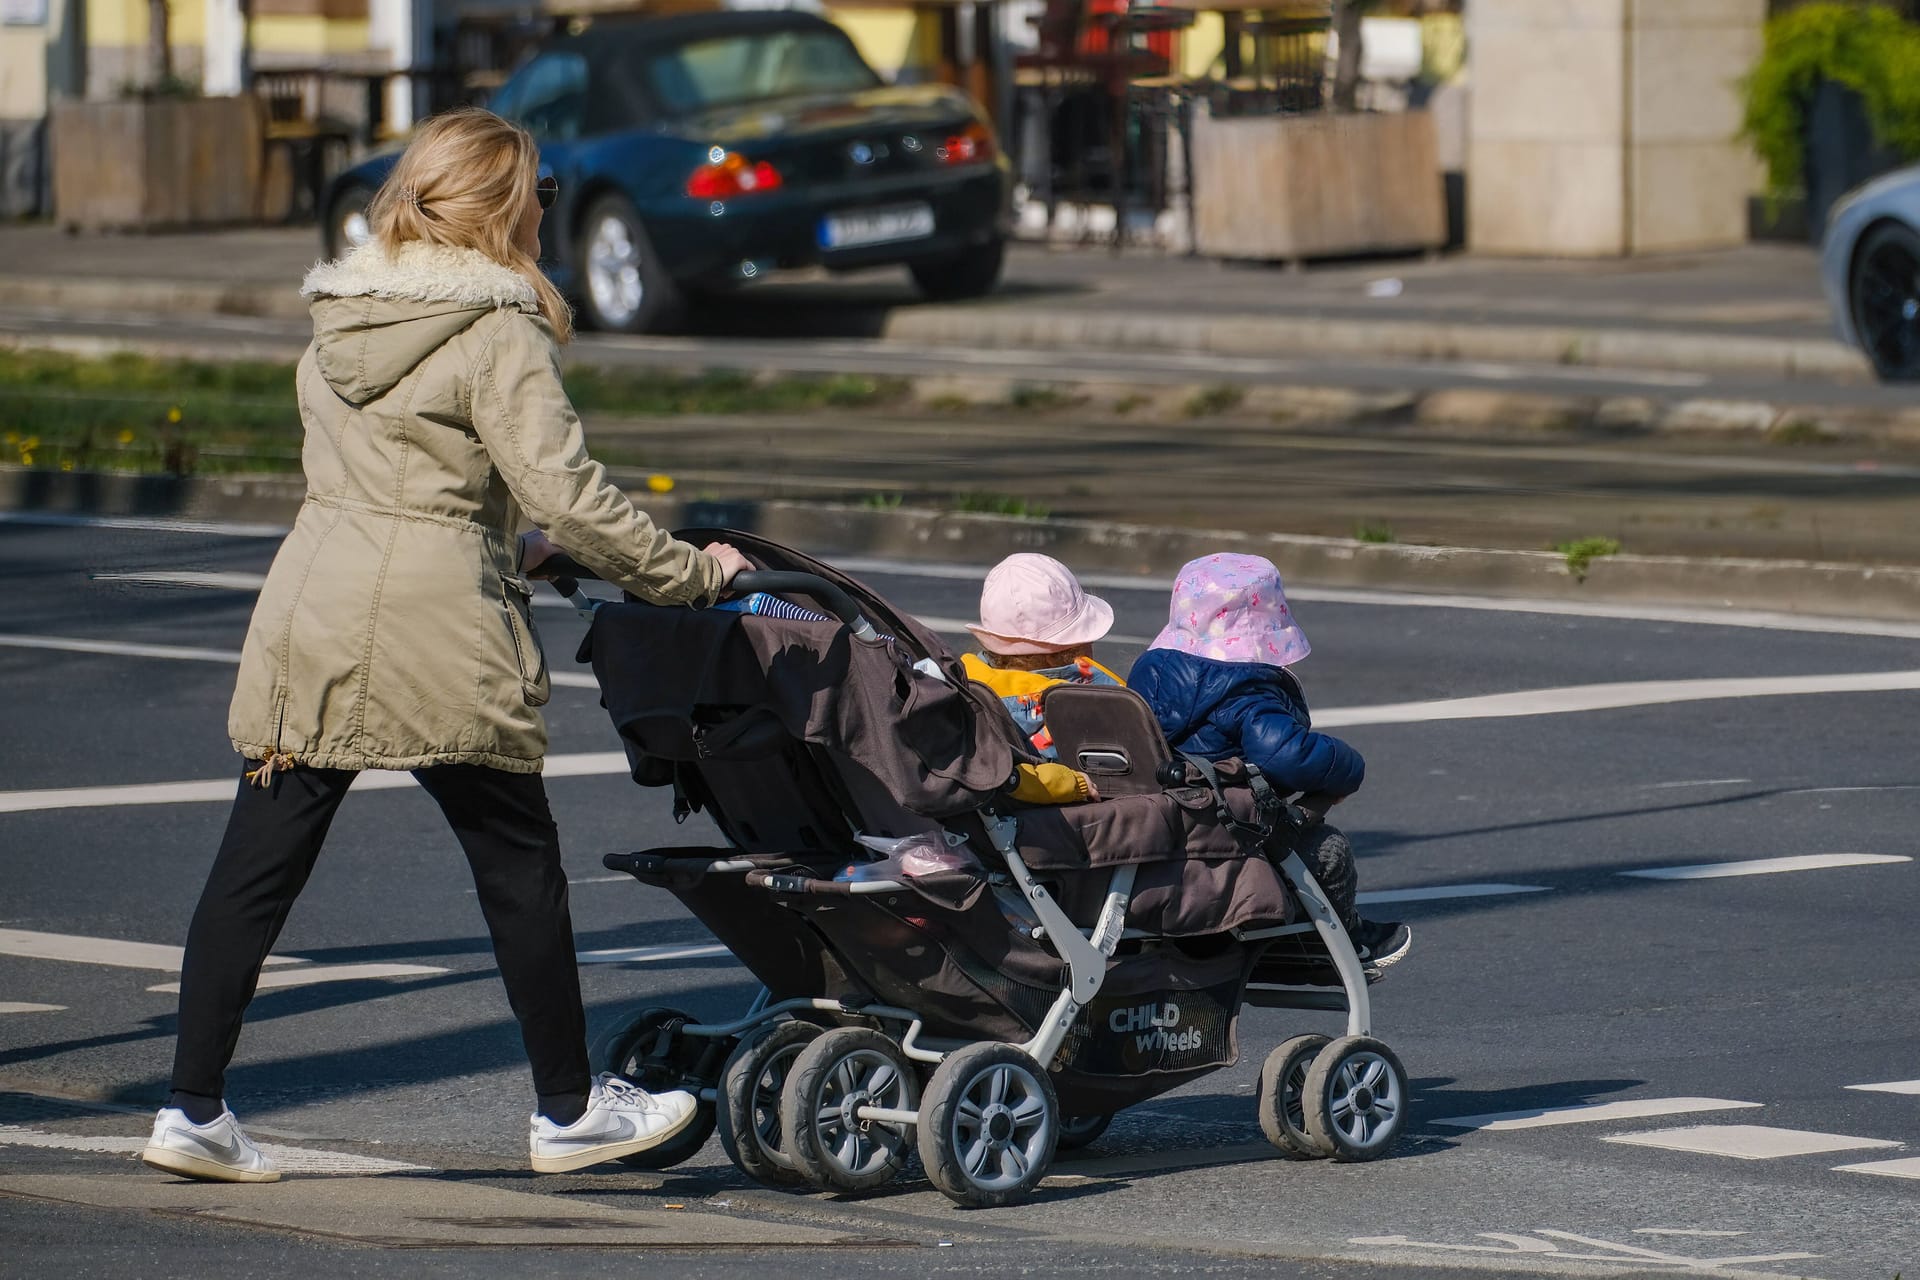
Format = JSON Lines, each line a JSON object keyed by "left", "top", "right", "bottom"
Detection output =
{"left": 1742, "top": 3, "right": 1920, "bottom": 198}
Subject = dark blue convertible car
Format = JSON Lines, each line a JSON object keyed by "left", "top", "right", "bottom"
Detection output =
{"left": 322, "top": 9, "right": 1011, "bottom": 332}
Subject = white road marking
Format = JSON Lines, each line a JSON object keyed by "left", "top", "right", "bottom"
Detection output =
{"left": 1317, "top": 670, "right": 1920, "bottom": 728}
{"left": 0, "top": 1002, "right": 65, "bottom": 1014}
{"left": 1638, "top": 778, "right": 1751, "bottom": 791}
{"left": 0, "top": 750, "right": 631, "bottom": 814}
{"left": 1834, "top": 1156, "right": 1920, "bottom": 1181}
{"left": 1350, "top": 1228, "right": 1814, "bottom": 1267}
{"left": 0, "top": 928, "right": 303, "bottom": 971}
{"left": 1604, "top": 1124, "right": 1902, "bottom": 1160}
{"left": 835, "top": 553, "right": 1920, "bottom": 642}
{"left": 0, "top": 633, "right": 246, "bottom": 664}
{"left": 578, "top": 942, "right": 735, "bottom": 965}
{"left": 1847, "top": 1079, "right": 1920, "bottom": 1096}
{"left": 147, "top": 962, "right": 447, "bottom": 994}
{"left": 0, "top": 632, "right": 600, "bottom": 688}
{"left": 23, "top": 514, "right": 1920, "bottom": 639}
{"left": 1434, "top": 1097, "right": 1761, "bottom": 1132}
{"left": 0, "top": 1124, "right": 429, "bottom": 1174}
{"left": 1619, "top": 853, "right": 1912, "bottom": 881}
{"left": 1632, "top": 1229, "right": 1747, "bottom": 1238}
{"left": 1356, "top": 882, "right": 1549, "bottom": 905}
{"left": 92, "top": 571, "right": 270, "bottom": 590}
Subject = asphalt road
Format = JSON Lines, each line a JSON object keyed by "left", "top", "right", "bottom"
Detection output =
{"left": 2, "top": 514, "right": 1918, "bottom": 1278}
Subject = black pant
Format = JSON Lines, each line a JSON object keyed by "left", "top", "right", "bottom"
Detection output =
{"left": 1289, "top": 821, "right": 1361, "bottom": 934}
{"left": 170, "top": 762, "right": 591, "bottom": 1102}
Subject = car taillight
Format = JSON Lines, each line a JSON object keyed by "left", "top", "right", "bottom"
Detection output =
{"left": 938, "top": 122, "right": 995, "bottom": 166}
{"left": 687, "top": 151, "right": 783, "bottom": 199}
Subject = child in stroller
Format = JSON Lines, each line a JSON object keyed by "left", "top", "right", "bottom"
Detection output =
{"left": 1130, "top": 554, "right": 1412, "bottom": 973}
{"left": 554, "top": 533, "right": 1410, "bottom": 1208}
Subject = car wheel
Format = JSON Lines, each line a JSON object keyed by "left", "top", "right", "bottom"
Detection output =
{"left": 1849, "top": 220, "right": 1920, "bottom": 381}
{"left": 576, "top": 194, "right": 684, "bottom": 334}
{"left": 909, "top": 237, "right": 1005, "bottom": 302}
{"left": 324, "top": 183, "right": 376, "bottom": 260}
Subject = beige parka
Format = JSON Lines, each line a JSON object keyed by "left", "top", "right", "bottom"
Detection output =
{"left": 228, "top": 239, "right": 724, "bottom": 774}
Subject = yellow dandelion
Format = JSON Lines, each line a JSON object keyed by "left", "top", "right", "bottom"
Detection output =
{"left": 23, "top": 435, "right": 37, "bottom": 449}
{"left": 19, "top": 452, "right": 32, "bottom": 466}
{"left": 61, "top": 459, "right": 75, "bottom": 472}
{"left": 646, "top": 474, "right": 675, "bottom": 493}
{"left": 2, "top": 431, "right": 16, "bottom": 444}
{"left": 118, "top": 429, "right": 136, "bottom": 445}
{"left": 167, "top": 407, "right": 183, "bottom": 424}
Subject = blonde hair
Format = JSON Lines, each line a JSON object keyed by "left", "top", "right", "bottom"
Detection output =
{"left": 982, "top": 646, "right": 1093, "bottom": 672}
{"left": 367, "top": 107, "right": 573, "bottom": 341}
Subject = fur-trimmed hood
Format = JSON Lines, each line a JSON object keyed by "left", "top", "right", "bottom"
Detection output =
{"left": 302, "top": 239, "right": 539, "bottom": 407}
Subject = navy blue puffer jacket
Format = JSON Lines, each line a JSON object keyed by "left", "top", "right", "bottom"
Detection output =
{"left": 1128, "top": 649, "right": 1364, "bottom": 798}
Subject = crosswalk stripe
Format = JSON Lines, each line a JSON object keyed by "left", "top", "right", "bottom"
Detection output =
{"left": 1434, "top": 1097, "right": 1760, "bottom": 1132}
{"left": 1847, "top": 1079, "right": 1920, "bottom": 1096}
{"left": 1356, "top": 882, "right": 1548, "bottom": 905}
{"left": 1834, "top": 1156, "right": 1920, "bottom": 1181}
{"left": 146, "top": 962, "right": 448, "bottom": 995}
{"left": 0, "top": 751, "right": 629, "bottom": 814}
{"left": 1619, "top": 853, "right": 1913, "bottom": 881}
{"left": 1603, "top": 1125, "right": 1903, "bottom": 1160}
{"left": 0, "top": 633, "right": 601, "bottom": 689}
{"left": 0, "top": 928, "right": 304, "bottom": 971}
{"left": 578, "top": 943, "right": 734, "bottom": 965}
{"left": 0, "top": 1124, "right": 429, "bottom": 1174}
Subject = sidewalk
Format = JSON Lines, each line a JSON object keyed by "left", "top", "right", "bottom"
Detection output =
{"left": 0, "top": 224, "right": 1865, "bottom": 380}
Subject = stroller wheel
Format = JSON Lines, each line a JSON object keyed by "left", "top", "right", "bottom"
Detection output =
{"left": 1056, "top": 1112, "right": 1113, "bottom": 1153}
{"left": 918, "top": 1043, "right": 1058, "bottom": 1208}
{"left": 589, "top": 1005, "right": 723, "bottom": 1169}
{"left": 782, "top": 1027, "right": 919, "bottom": 1193}
{"left": 1300, "top": 1035, "right": 1407, "bottom": 1163}
{"left": 718, "top": 1020, "right": 820, "bottom": 1188}
{"left": 1258, "top": 1034, "right": 1332, "bottom": 1159}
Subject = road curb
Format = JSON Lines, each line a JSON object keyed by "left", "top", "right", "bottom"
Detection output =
{"left": 4, "top": 329, "right": 1916, "bottom": 448}
{"left": 0, "top": 272, "right": 1871, "bottom": 381}
{"left": 10, "top": 469, "right": 1920, "bottom": 622}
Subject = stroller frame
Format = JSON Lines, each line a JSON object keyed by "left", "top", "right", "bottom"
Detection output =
{"left": 560, "top": 543, "right": 1402, "bottom": 1206}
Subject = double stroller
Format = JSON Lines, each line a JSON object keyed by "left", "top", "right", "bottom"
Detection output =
{"left": 553, "top": 532, "right": 1408, "bottom": 1208}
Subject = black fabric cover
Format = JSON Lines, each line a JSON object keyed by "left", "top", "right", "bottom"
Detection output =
{"left": 587, "top": 602, "right": 1022, "bottom": 819}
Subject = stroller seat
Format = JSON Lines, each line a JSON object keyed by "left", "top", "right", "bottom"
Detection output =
{"left": 1038, "top": 683, "right": 1175, "bottom": 797}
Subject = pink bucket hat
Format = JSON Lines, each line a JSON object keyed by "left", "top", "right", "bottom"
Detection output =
{"left": 1150, "top": 553, "right": 1310, "bottom": 666}
{"left": 965, "top": 553, "right": 1114, "bottom": 656}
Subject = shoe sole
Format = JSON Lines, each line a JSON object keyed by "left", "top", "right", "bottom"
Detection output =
{"left": 142, "top": 1144, "right": 281, "bottom": 1183}
{"left": 1364, "top": 929, "right": 1414, "bottom": 972}
{"left": 529, "top": 1105, "right": 701, "bottom": 1175}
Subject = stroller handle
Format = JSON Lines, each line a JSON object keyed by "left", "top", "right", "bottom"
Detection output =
{"left": 532, "top": 554, "right": 878, "bottom": 640}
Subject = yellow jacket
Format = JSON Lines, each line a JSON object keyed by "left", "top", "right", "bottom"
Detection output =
{"left": 962, "top": 654, "right": 1128, "bottom": 804}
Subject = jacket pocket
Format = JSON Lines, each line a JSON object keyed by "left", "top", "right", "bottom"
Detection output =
{"left": 499, "top": 574, "right": 551, "bottom": 707}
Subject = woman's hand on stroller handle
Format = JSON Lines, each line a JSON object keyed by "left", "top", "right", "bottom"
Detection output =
{"left": 523, "top": 539, "right": 880, "bottom": 640}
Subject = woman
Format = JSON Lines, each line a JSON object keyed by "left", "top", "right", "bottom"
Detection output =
{"left": 142, "top": 108, "right": 751, "bottom": 1184}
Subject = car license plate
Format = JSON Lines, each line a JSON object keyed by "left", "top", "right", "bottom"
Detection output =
{"left": 820, "top": 203, "right": 936, "bottom": 249}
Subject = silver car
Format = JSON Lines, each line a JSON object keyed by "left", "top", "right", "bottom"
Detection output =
{"left": 1822, "top": 163, "right": 1920, "bottom": 381}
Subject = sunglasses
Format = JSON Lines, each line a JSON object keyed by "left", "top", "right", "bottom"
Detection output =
{"left": 535, "top": 175, "right": 559, "bottom": 210}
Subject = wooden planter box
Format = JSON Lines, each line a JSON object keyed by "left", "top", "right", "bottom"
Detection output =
{"left": 52, "top": 96, "right": 264, "bottom": 232}
{"left": 1190, "top": 108, "right": 1444, "bottom": 261}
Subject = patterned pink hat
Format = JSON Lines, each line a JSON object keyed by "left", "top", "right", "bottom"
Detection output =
{"left": 1149, "top": 554, "right": 1310, "bottom": 666}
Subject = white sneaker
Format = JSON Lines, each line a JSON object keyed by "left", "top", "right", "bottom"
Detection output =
{"left": 529, "top": 1073, "right": 699, "bottom": 1174}
{"left": 142, "top": 1106, "right": 281, "bottom": 1183}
